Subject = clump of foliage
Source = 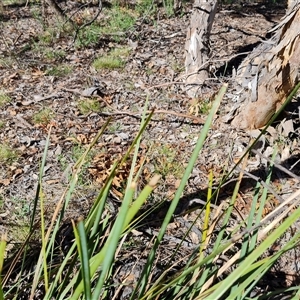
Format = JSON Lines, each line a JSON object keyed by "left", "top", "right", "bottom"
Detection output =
{"left": 93, "top": 47, "right": 130, "bottom": 70}
{"left": 189, "top": 97, "right": 213, "bottom": 116}
{"left": 151, "top": 142, "right": 185, "bottom": 179}
{"left": 93, "top": 56, "right": 125, "bottom": 69}
{"left": 100, "top": 7, "right": 137, "bottom": 35}
{"left": 77, "top": 98, "right": 101, "bottom": 115}
{"left": 0, "top": 144, "right": 17, "bottom": 163}
{"left": 46, "top": 65, "right": 73, "bottom": 77}
{"left": 0, "top": 90, "right": 10, "bottom": 107}
{"left": 43, "top": 48, "right": 66, "bottom": 61}
{"left": 32, "top": 108, "right": 55, "bottom": 125}
{"left": 76, "top": 6, "right": 136, "bottom": 46}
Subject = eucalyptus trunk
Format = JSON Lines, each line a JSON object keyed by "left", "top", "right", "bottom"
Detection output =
{"left": 185, "top": 0, "right": 300, "bottom": 129}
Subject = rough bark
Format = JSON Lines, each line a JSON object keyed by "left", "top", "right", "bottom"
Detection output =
{"left": 184, "top": 0, "right": 217, "bottom": 98}
{"left": 229, "top": 2, "right": 300, "bottom": 129}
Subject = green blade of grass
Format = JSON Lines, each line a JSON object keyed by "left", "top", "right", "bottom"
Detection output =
{"left": 0, "top": 234, "right": 6, "bottom": 276}
{"left": 229, "top": 232, "right": 300, "bottom": 299}
{"left": 0, "top": 233, "right": 7, "bottom": 300}
{"left": 69, "top": 99, "right": 154, "bottom": 299}
{"left": 29, "top": 127, "right": 52, "bottom": 299}
{"left": 124, "top": 174, "right": 161, "bottom": 228}
{"left": 39, "top": 186, "right": 49, "bottom": 293}
{"left": 73, "top": 218, "right": 92, "bottom": 300}
{"left": 201, "top": 169, "right": 213, "bottom": 255}
{"left": 206, "top": 204, "right": 300, "bottom": 299}
{"left": 135, "top": 83, "right": 228, "bottom": 299}
{"left": 196, "top": 156, "right": 246, "bottom": 293}
{"left": 91, "top": 99, "right": 153, "bottom": 299}
{"left": 188, "top": 169, "right": 213, "bottom": 298}
{"left": 232, "top": 148, "right": 277, "bottom": 299}
{"left": 91, "top": 181, "right": 136, "bottom": 298}
{"left": 38, "top": 120, "right": 112, "bottom": 300}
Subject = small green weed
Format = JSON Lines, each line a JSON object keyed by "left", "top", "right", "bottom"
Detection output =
{"left": 76, "top": 7, "right": 136, "bottom": 46}
{"left": 32, "top": 108, "right": 54, "bottom": 126}
{"left": 189, "top": 97, "right": 212, "bottom": 116}
{"left": 0, "top": 144, "right": 17, "bottom": 164}
{"left": 58, "top": 143, "right": 95, "bottom": 184}
{"left": 57, "top": 154, "right": 68, "bottom": 172}
{"left": 110, "top": 47, "right": 131, "bottom": 57}
{"left": 124, "top": 80, "right": 135, "bottom": 91}
{"left": 0, "top": 196, "right": 3, "bottom": 209}
{"left": 93, "top": 56, "right": 124, "bottom": 69}
{"left": 137, "top": 0, "right": 158, "bottom": 17}
{"left": 10, "top": 218, "right": 30, "bottom": 245}
{"left": 152, "top": 143, "right": 184, "bottom": 179}
{"left": 2, "top": 0, "right": 24, "bottom": 5}
{"left": 39, "top": 30, "right": 55, "bottom": 45}
{"left": 199, "top": 98, "right": 212, "bottom": 114}
{"left": 145, "top": 67, "right": 154, "bottom": 75}
{"left": 93, "top": 48, "right": 130, "bottom": 70}
{"left": 72, "top": 144, "right": 88, "bottom": 161}
{"left": 137, "top": 0, "right": 175, "bottom": 17}
{"left": 0, "top": 90, "right": 10, "bottom": 107}
{"left": 76, "top": 23, "right": 103, "bottom": 47}
{"left": 43, "top": 48, "right": 66, "bottom": 60}
{"left": 162, "top": 0, "right": 174, "bottom": 16}
{"left": 46, "top": 65, "right": 73, "bottom": 77}
{"left": 0, "top": 121, "right": 4, "bottom": 129}
{"left": 13, "top": 197, "right": 31, "bottom": 219}
{"left": 102, "top": 7, "right": 136, "bottom": 33}
{"left": 107, "top": 121, "right": 122, "bottom": 133}
{"left": 169, "top": 56, "right": 184, "bottom": 72}
{"left": 30, "top": 5, "right": 42, "bottom": 21}
{"left": 71, "top": 144, "right": 95, "bottom": 185}
{"left": 0, "top": 57, "right": 15, "bottom": 68}
{"left": 77, "top": 98, "right": 101, "bottom": 115}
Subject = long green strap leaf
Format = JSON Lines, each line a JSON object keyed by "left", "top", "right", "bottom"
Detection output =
{"left": 135, "top": 83, "right": 228, "bottom": 299}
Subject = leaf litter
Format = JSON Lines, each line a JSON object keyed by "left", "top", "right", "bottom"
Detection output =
{"left": 1, "top": 0, "right": 300, "bottom": 297}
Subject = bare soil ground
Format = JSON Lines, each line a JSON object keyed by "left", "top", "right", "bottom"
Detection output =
{"left": 1, "top": 0, "right": 300, "bottom": 297}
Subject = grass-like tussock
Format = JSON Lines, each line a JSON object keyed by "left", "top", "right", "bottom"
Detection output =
{"left": 1, "top": 85, "right": 300, "bottom": 299}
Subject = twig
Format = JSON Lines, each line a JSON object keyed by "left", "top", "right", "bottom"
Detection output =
{"left": 150, "top": 109, "right": 205, "bottom": 123}
{"left": 251, "top": 148, "right": 300, "bottom": 182}
{"left": 176, "top": 51, "right": 251, "bottom": 81}
{"left": 62, "top": 87, "right": 205, "bottom": 123}
{"left": 96, "top": 110, "right": 205, "bottom": 124}
{"left": 71, "top": 0, "right": 103, "bottom": 45}
{"left": 235, "top": 166, "right": 285, "bottom": 203}
{"left": 147, "top": 81, "right": 185, "bottom": 90}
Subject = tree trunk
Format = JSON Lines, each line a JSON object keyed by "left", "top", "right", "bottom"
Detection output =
{"left": 185, "top": 1, "right": 300, "bottom": 129}
{"left": 184, "top": 0, "right": 217, "bottom": 98}
{"left": 230, "top": 1, "right": 300, "bottom": 129}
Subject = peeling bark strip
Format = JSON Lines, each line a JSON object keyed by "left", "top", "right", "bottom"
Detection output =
{"left": 230, "top": 3, "right": 300, "bottom": 129}
{"left": 185, "top": 0, "right": 217, "bottom": 98}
